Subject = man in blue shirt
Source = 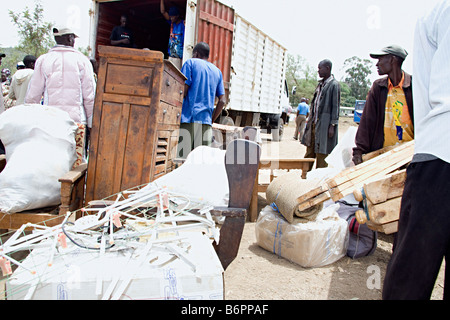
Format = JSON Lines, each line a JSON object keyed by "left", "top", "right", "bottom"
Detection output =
{"left": 294, "top": 98, "right": 310, "bottom": 140}
{"left": 177, "top": 42, "right": 226, "bottom": 159}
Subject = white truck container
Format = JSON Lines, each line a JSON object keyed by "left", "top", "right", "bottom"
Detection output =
{"left": 89, "top": 0, "right": 290, "bottom": 140}
{"left": 227, "top": 14, "right": 289, "bottom": 140}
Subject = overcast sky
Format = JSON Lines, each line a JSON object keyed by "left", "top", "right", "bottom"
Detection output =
{"left": 1, "top": 0, "right": 442, "bottom": 81}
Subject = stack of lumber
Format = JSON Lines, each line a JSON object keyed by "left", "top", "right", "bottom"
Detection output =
{"left": 296, "top": 141, "right": 414, "bottom": 233}
{"left": 353, "top": 169, "right": 406, "bottom": 234}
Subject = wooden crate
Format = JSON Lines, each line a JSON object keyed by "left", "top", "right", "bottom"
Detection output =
{"left": 86, "top": 46, "right": 186, "bottom": 204}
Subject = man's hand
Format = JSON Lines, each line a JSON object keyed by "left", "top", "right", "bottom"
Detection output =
{"left": 352, "top": 154, "right": 363, "bottom": 166}
{"left": 328, "top": 124, "right": 335, "bottom": 139}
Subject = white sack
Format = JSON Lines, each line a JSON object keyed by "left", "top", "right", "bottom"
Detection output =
{"left": 325, "top": 126, "right": 358, "bottom": 170}
{"left": 0, "top": 105, "right": 78, "bottom": 213}
{"left": 135, "top": 146, "right": 229, "bottom": 207}
{"left": 256, "top": 204, "right": 349, "bottom": 268}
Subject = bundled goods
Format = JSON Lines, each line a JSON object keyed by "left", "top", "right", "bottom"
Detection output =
{"left": 257, "top": 172, "right": 349, "bottom": 267}
{"left": 256, "top": 204, "right": 348, "bottom": 268}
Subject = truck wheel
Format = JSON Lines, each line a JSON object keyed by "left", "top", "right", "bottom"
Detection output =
{"left": 272, "top": 118, "right": 284, "bottom": 141}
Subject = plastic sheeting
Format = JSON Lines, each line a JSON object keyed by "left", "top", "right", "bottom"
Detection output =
{"left": 256, "top": 204, "right": 349, "bottom": 268}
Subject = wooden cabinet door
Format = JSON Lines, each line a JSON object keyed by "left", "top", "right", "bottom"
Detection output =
{"left": 85, "top": 47, "right": 164, "bottom": 204}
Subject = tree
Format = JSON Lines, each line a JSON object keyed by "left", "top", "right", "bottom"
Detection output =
{"left": 9, "top": 1, "right": 54, "bottom": 58}
{"left": 339, "top": 82, "right": 356, "bottom": 108}
{"left": 343, "top": 56, "right": 373, "bottom": 101}
{"left": 286, "top": 53, "right": 317, "bottom": 106}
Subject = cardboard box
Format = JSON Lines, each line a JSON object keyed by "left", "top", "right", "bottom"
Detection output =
{"left": 6, "top": 233, "right": 224, "bottom": 300}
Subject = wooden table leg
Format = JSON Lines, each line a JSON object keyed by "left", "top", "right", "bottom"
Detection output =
{"left": 248, "top": 174, "right": 259, "bottom": 222}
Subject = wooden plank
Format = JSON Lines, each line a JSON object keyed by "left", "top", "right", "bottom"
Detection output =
{"left": 367, "top": 197, "right": 402, "bottom": 225}
{"left": 297, "top": 191, "right": 331, "bottom": 211}
{"left": 328, "top": 141, "right": 413, "bottom": 188}
{"left": 295, "top": 142, "right": 413, "bottom": 211}
{"left": 355, "top": 197, "right": 401, "bottom": 226}
{"left": 93, "top": 101, "right": 124, "bottom": 201}
{"left": 59, "top": 163, "right": 88, "bottom": 184}
{"left": 296, "top": 184, "right": 329, "bottom": 205}
{"left": 328, "top": 147, "right": 412, "bottom": 202}
{"left": 353, "top": 169, "right": 407, "bottom": 205}
{"left": 112, "top": 103, "right": 130, "bottom": 193}
{"left": 329, "top": 154, "right": 411, "bottom": 202}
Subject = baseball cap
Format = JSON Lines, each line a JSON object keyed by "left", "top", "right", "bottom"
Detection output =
{"left": 53, "top": 27, "right": 79, "bottom": 38}
{"left": 0, "top": 53, "right": 5, "bottom": 58}
{"left": 370, "top": 45, "right": 408, "bottom": 60}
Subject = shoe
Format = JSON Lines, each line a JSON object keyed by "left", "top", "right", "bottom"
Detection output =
{"left": 293, "top": 137, "right": 298, "bottom": 140}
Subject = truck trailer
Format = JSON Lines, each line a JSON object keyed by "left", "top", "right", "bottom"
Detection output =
{"left": 89, "top": 0, "right": 290, "bottom": 140}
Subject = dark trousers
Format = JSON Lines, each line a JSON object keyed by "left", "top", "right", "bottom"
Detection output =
{"left": 383, "top": 159, "right": 450, "bottom": 300}
{"left": 304, "top": 123, "right": 328, "bottom": 171}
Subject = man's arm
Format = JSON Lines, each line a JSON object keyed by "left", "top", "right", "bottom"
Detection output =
{"left": 7, "top": 77, "right": 16, "bottom": 100}
{"left": 110, "top": 27, "right": 130, "bottom": 46}
{"left": 212, "top": 95, "right": 226, "bottom": 123}
{"left": 24, "top": 58, "right": 44, "bottom": 104}
{"left": 160, "top": 0, "right": 170, "bottom": 20}
{"left": 328, "top": 81, "right": 340, "bottom": 138}
{"left": 352, "top": 85, "right": 378, "bottom": 165}
{"left": 81, "top": 58, "right": 97, "bottom": 128}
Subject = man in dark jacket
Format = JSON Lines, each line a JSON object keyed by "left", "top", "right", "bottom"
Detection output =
{"left": 301, "top": 59, "right": 340, "bottom": 171}
{"left": 352, "top": 45, "right": 414, "bottom": 165}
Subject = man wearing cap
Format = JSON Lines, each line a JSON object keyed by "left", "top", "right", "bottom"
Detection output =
{"left": 8, "top": 55, "right": 36, "bottom": 106}
{"left": 161, "top": 0, "right": 185, "bottom": 69}
{"left": 25, "top": 27, "right": 96, "bottom": 164}
{"left": 352, "top": 45, "right": 414, "bottom": 165}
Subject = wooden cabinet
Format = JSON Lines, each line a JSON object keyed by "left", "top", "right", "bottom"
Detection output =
{"left": 85, "top": 46, "right": 186, "bottom": 204}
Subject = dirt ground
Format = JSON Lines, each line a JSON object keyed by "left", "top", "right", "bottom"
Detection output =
{"left": 223, "top": 116, "right": 446, "bottom": 300}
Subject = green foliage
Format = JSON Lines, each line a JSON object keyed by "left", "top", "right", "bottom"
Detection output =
{"left": 339, "top": 82, "right": 357, "bottom": 108}
{"left": 286, "top": 53, "right": 317, "bottom": 107}
{"left": 343, "top": 56, "right": 373, "bottom": 101}
{"left": 9, "top": 0, "right": 55, "bottom": 58}
{"left": 0, "top": 48, "right": 28, "bottom": 75}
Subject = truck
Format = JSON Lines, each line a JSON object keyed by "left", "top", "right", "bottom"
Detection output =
{"left": 88, "top": 0, "right": 290, "bottom": 141}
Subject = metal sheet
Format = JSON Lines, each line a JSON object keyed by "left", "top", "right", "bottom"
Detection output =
{"left": 196, "top": 0, "right": 235, "bottom": 89}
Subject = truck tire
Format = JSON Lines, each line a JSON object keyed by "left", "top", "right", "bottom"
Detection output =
{"left": 272, "top": 117, "right": 284, "bottom": 142}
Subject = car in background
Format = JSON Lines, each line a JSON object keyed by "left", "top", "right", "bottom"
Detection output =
{"left": 354, "top": 100, "right": 366, "bottom": 124}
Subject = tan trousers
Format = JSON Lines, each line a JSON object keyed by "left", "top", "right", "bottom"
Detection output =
{"left": 294, "top": 114, "right": 307, "bottom": 140}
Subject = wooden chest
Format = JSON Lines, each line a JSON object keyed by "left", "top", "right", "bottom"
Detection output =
{"left": 85, "top": 46, "right": 186, "bottom": 203}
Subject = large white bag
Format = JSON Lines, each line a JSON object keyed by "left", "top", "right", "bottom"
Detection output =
{"left": 256, "top": 204, "right": 349, "bottom": 268}
{"left": 0, "top": 105, "right": 78, "bottom": 213}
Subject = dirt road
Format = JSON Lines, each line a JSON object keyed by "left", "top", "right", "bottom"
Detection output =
{"left": 224, "top": 117, "right": 445, "bottom": 300}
